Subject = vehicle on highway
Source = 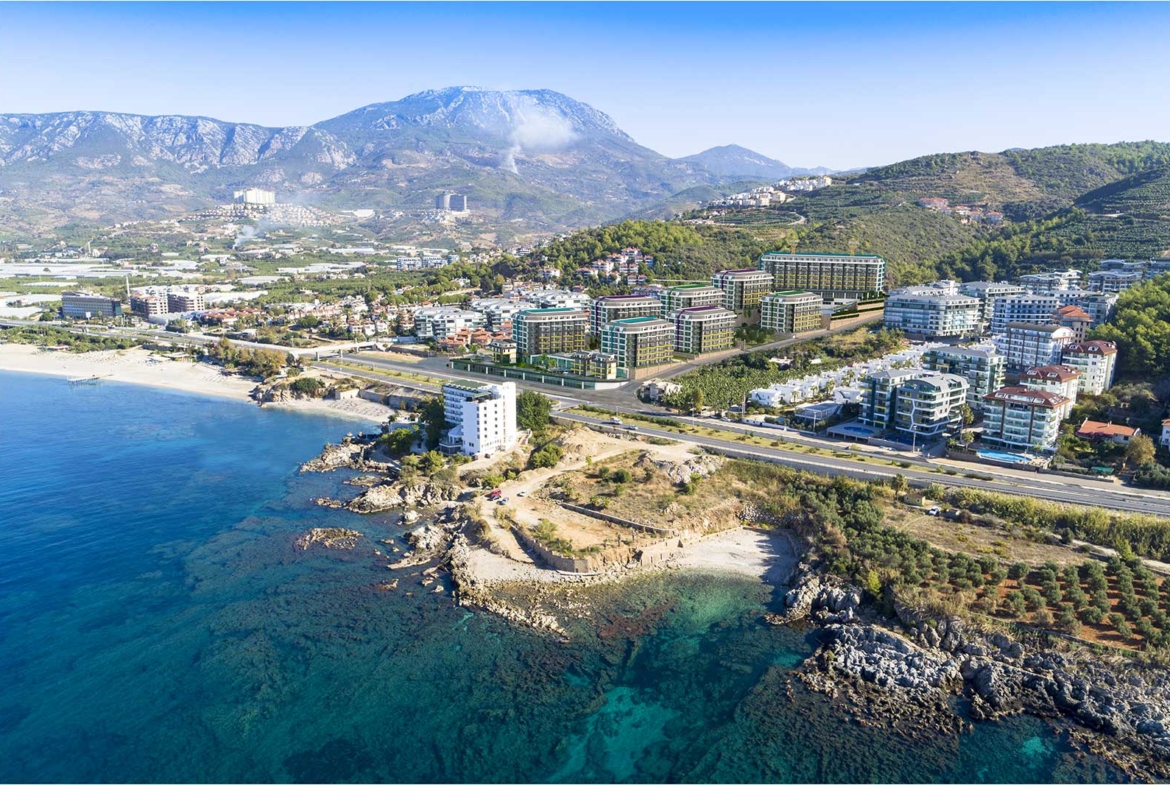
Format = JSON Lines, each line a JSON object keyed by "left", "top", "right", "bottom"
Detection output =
{"left": 609, "top": 417, "right": 623, "bottom": 425}
{"left": 626, "top": 424, "right": 638, "bottom": 431}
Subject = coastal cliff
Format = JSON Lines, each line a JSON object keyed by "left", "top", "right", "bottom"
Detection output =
{"left": 774, "top": 564, "right": 1170, "bottom": 780}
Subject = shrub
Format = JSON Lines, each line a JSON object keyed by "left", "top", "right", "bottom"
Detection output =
{"left": 1008, "top": 562, "right": 1029, "bottom": 581}
{"left": 1080, "top": 606, "right": 1104, "bottom": 625}
{"left": 1109, "top": 613, "right": 1133, "bottom": 640}
{"left": 610, "top": 468, "right": 633, "bottom": 484}
{"left": 528, "top": 443, "right": 564, "bottom": 470}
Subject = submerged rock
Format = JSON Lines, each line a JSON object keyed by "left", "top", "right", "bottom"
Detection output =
{"left": 295, "top": 527, "right": 362, "bottom": 551}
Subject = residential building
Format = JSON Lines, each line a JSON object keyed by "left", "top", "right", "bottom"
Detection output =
{"left": 449, "top": 194, "right": 468, "bottom": 212}
{"left": 601, "top": 317, "right": 675, "bottom": 369}
{"left": 957, "top": 281, "right": 1026, "bottom": 331}
{"left": 1060, "top": 341, "right": 1117, "bottom": 396}
{"left": 981, "top": 387, "right": 1071, "bottom": 452}
{"left": 882, "top": 287, "right": 980, "bottom": 338}
{"left": 1052, "top": 304, "right": 1092, "bottom": 341}
{"left": 130, "top": 294, "right": 168, "bottom": 319}
{"left": 1075, "top": 420, "right": 1140, "bottom": 445}
{"left": 758, "top": 252, "right": 886, "bottom": 303}
{"left": 469, "top": 298, "right": 537, "bottom": 330}
{"left": 1145, "top": 259, "right": 1170, "bottom": 280}
{"left": 1074, "top": 293, "right": 1118, "bottom": 327}
{"left": 414, "top": 307, "right": 486, "bottom": 341}
{"left": 487, "top": 338, "right": 517, "bottom": 364}
{"left": 1018, "top": 269, "right": 1081, "bottom": 293}
{"left": 921, "top": 346, "right": 1005, "bottom": 410}
{"left": 1020, "top": 365, "right": 1081, "bottom": 410}
{"left": 989, "top": 294, "right": 1065, "bottom": 335}
{"left": 1098, "top": 259, "right": 1145, "bottom": 274}
{"left": 657, "top": 284, "right": 724, "bottom": 318}
{"left": 513, "top": 308, "right": 588, "bottom": 358}
{"left": 61, "top": 292, "right": 122, "bottom": 319}
{"left": 439, "top": 382, "right": 517, "bottom": 459}
{"left": 588, "top": 294, "right": 661, "bottom": 335}
{"left": 711, "top": 269, "right": 773, "bottom": 314}
{"left": 166, "top": 290, "right": 206, "bottom": 313}
{"left": 760, "top": 291, "right": 822, "bottom": 334}
{"left": 1161, "top": 418, "right": 1170, "bottom": 449}
{"left": 1087, "top": 270, "right": 1143, "bottom": 293}
{"left": 859, "top": 368, "right": 922, "bottom": 430}
{"left": 673, "top": 306, "right": 736, "bottom": 355}
{"left": 893, "top": 373, "right": 969, "bottom": 440}
{"left": 533, "top": 289, "right": 592, "bottom": 310}
{"left": 995, "top": 323, "right": 1076, "bottom": 369}
{"left": 536, "top": 351, "right": 619, "bottom": 380}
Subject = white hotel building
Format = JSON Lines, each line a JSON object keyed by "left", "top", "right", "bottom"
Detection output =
{"left": 439, "top": 382, "right": 518, "bottom": 459}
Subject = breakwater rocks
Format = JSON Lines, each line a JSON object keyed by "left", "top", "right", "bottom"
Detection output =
{"left": 775, "top": 567, "right": 1170, "bottom": 780}
{"left": 295, "top": 527, "right": 362, "bottom": 551}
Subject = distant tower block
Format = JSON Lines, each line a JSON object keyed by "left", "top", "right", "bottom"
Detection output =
{"left": 449, "top": 194, "right": 467, "bottom": 212}
{"left": 233, "top": 188, "right": 276, "bottom": 206}
{"left": 435, "top": 193, "right": 452, "bottom": 210}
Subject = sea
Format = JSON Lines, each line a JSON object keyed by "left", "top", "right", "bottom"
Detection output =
{"left": 0, "top": 370, "right": 1126, "bottom": 783}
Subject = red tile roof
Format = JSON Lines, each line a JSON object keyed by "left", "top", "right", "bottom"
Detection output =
{"left": 1064, "top": 340, "right": 1118, "bottom": 356}
{"left": 1022, "top": 365, "right": 1081, "bottom": 382}
{"left": 1076, "top": 419, "right": 1138, "bottom": 439}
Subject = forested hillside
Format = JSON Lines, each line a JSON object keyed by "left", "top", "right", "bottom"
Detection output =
{"left": 557, "top": 142, "right": 1170, "bottom": 289}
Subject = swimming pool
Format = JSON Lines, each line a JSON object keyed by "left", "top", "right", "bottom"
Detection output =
{"left": 977, "top": 450, "right": 1033, "bottom": 465}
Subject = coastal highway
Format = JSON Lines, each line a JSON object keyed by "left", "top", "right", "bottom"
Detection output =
{"left": 552, "top": 411, "right": 1170, "bottom": 518}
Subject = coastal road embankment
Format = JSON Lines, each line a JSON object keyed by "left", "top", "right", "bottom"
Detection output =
{"left": 553, "top": 411, "right": 1170, "bottom": 518}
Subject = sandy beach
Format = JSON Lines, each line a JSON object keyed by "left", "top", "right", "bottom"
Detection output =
{"left": 0, "top": 344, "right": 393, "bottom": 425}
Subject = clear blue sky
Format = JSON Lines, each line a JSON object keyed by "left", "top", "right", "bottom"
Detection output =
{"left": 2, "top": 2, "right": 1166, "bottom": 170}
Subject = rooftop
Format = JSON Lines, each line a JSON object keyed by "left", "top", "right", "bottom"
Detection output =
{"left": 984, "top": 386, "right": 1068, "bottom": 408}
{"left": 762, "top": 251, "right": 884, "bottom": 260}
{"left": 1064, "top": 340, "right": 1118, "bottom": 356}
{"left": 1022, "top": 365, "right": 1081, "bottom": 382}
{"left": 1076, "top": 420, "right": 1139, "bottom": 439}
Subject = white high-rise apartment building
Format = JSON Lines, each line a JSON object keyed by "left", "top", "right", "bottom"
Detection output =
{"left": 883, "top": 287, "right": 980, "bottom": 338}
{"left": 994, "top": 323, "right": 1076, "bottom": 370}
{"left": 1061, "top": 341, "right": 1118, "bottom": 396}
{"left": 439, "top": 382, "right": 517, "bottom": 458}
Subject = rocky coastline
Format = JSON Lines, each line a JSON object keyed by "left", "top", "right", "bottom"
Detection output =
{"left": 773, "top": 561, "right": 1170, "bottom": 781}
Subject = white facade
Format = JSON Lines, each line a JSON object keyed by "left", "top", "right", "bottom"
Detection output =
{"left": 1060, "top": 341, "right": 1118, "bottom": 396}
{"left": 414, "top": 307, "right": 486, "bottom": 340}
{"left": 1020, "top": 365, "right": 1081, "bottom": 411}
{"left": 994, "top": 323, "right": 1076, "bottom": 369}
{"left": 440, "top": 382, "right": 518, "bottom": 458}
{"left": 982, "top": 387, "right": 1071, "bottom": 451}
{"left": 883, "top": 287, "right": 980, "bottom": 338}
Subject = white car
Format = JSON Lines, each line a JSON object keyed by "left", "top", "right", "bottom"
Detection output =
{"left": 517, "top": 491, "right": 527, "bottom": 498}
{"left": 927, "top": 506, "right": 941, "bottom": 516}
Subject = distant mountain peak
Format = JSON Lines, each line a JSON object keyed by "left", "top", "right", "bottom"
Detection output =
{"left": 676, "top": 144, "right": 831, "bottom": 180}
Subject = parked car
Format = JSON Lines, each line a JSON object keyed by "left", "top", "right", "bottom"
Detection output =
{"left": 517, "top": 491, "right": 527, "bottom": 497}
{"left": 927, "top": 506, "right": 941, "bottom": 516}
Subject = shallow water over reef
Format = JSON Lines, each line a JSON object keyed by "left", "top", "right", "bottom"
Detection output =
{"left": 0, "top": 372, "right": 1125, "bottom": 783}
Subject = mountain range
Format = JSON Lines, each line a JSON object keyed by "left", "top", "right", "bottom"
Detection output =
{"left": 0, "top": 86, "right": 832, "bottom": 238}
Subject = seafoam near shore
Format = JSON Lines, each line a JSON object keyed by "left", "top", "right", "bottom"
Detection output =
{"left": 0, "top": 344, "right": 392, "bottom": 424}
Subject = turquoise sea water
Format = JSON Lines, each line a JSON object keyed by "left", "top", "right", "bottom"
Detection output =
{"left": 0, "top": 371, "right": 1125, "bottom": 783}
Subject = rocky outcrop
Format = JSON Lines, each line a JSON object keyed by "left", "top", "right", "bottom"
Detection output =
{"left": 295, "top": 527, "right": 362, "bottom": 551}
{"left": 300, "top": 438, "right": 371, "bottom": 473}
{"left": 767, "top": 564, "right": 861, "bottom": 624}
{"left": 346, "top": 480, "right": 459, "bottom": 513}
{"left": 825, "top": 624, "right": 962, "bottom": 695}
{"left": 648, "top": 452, "right": 724, "bottom": 485}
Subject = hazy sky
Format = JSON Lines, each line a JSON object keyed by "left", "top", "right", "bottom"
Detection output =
{"left": 2, "top": 2, "right": 1167, "bottom": 170}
